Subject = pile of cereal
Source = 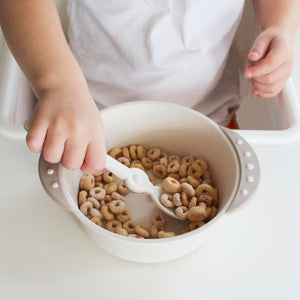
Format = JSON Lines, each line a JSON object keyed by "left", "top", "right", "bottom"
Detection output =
{"left": 78, "top": 145, "right": 219, "bottom": 238}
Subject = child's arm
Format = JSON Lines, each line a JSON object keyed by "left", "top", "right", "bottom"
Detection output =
{"left": 245, "top": 0, "right": 300, "bottom": 99}
{"left": 0, "top": 0, "right": 106, "bottom": 174}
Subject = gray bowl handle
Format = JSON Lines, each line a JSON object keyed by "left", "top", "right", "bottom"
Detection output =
{"left": 38, "top": 154, "right": 72, "bottom": 211}
{"left": 220, "top": 127, "right": 260, "bottom": 214}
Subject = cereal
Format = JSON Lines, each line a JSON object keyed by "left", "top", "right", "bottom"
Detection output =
{"left": 90, "top": 216, "right": 102, "bottom": 226}
{"left": 150, "top": 224, "right": 165, "bottom": 238}
{"left": 135, "top": 225, "right": 150, "bottom": 238}
{"left": 137, "top": 145, "right": 146, "bottom": 159}
{"left": 94, "top": 182, "right": 104, "bottom": 188}
{"left": 82, "top": 175, "right": 95, "bottom": 191}
{"left": 130, "top": 162, "right": 145, "bottom": 171}
{"left": 111, "top": 191, "right": 125, "bottom": 201}
{"left": 157, "top": 231, "right": 176, "bottom": 238}
{"left": 109, "top": 147, "right": 122, "bottom": 159}
{"left": 129, "top": 145, "right": 138, "bottom": 160}
{"left": 167, "top": 159, "right": 180, "bottom": 173}
{"left": 195, "top": 184, "right": 214, "bottom": 197}
{"left": 94, "top": 174, "right": 103, "bottom": 182}
{"left": 182, "top": 155, "right": 195, "bottom": 164}
{"left": 147, "top": 147, "right": 161, "bottom": 160}
{"left": 168, "top": 155, "right": 181, "bottom": 163}
{"left": 153, "top": 164, "right": 168, "bottom": 179}
{"left": 123, "top": 220, "right": 136, "bottom": 234}
{"left": 128, "top": 234, "right": 144, "bottom": 239}
{"left": 109, "top": 200, "right": 127, "bottom": 214}
{"left": 104, "top": 182, "right": 117, "bottom": 195}
{"left": 100, "top": 195, "right": 112, "bottom": 206}
{"left": 122, "top": 147, "right": 131, "bottom": 161}
{"left": 90, "top": 208, "right": 102, "bottom": 218}
{"left": 160, "top": 157, "right": 168, "bottom": 168}
{"left": 187, "top": 175, "right": 202, "bottom": 188}
{"left": 87, "top": 197, "right": 101, "bottom": 209}
{"left": 117, "top": 181, "right": 129, "bottom": 195}
{"left": 116, "top": 209, "right": 132, "bottom": 223}
{"left": 175, "top": 206, "right": 188, "bottom": 220}
{"left": 168, "top": 173, "right": 180, "bottom": 180}
{"left": 194, "top": 159, "right": 207, "bottom": 174}
{"left": 162, "top": 177, "right": 180, "bottom": 193}
{"left": 78, "top": 190, "right": 88, "bottom": 206}
{"left": 179, "top": 163, "right": 191, "bottom": 178}
{"left": 103, "top": 172, "right": 117, "bottom": 183}
{"left": 151, "top": 211, "right": 166, "bottom": 226}
{"left": 187, "top": 163, "right": 203, "bottom": 179}
{"left": 188, "top": 196, "right": 198, "bottom": 208}
{"left": 189, "top": 221, "right": 205, "bottom": 230}
{"left": 80, "top": 201, "right": 93, "bottom": 215}
{"left": 90, "top": 187, "right": 106, "bottom": 200}
{"left": 188, "top": 203, "right": 207, "bottom": 222}
{"left": 115, "top": 227, "right": 129, "bottom": 236}
{"left": 117, "top": 157, "right": 130, "bottom": 167}
{"left": 160, "top": 193, "right": 175, "bottom": 208}
{"left": 106, "top": 220, "right": 122, "bottom": 232}
{"left": 101, "top": 205, "right": 115, "bottom": 221}
{"left": 173, "top": 193, "right": 182, "bottom": 207}
{"left": 180, "top": 182, "right": 195, "bottom": 197}
{"left": 198, "top": 194, "right": 213, "bottom": 206}
{"left": 181, "top": 191, "right": 190, "bottom": 207}
{"left": 141, "top": 157, "right": 153, "bottom": 169}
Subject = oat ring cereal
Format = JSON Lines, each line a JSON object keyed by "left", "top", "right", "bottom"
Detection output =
{"left": 175, "top": 206, "right": 188, "bottom": 220}
{"left": 173, "top": 193, "right": 182, "bottom": 207}
{"left": 82, "top": 175, "right": 95, "bottom": 191}
{"left": 117, "top": 181, "right": 129, "bottom": 195}
{"left": 160, "top": 157, "right": 168, "bottom": 168}
{"left": 109, "top": 147, "right": 122, "bottom": 159}
{"left": 157, "top": 231, "right": 176, "bottom": 238}
{"left": 150, "top": 223, "right": 165, "bottom": 238}
{"left": 180, "top": 182, "right": 195, "bottom": 197}
{"left": 162, "top": 177, "right": 180, "bottom": 193}
{"left": 137, "top": 145, "right": 146, "bottom": 159}
{"left": 104, "top": 182, "right": 117, "bottom": 195}
{"left": 153, "top": 164, "right": 168, "bottom": 179}
{"left": 188, "top": 203, "right": 207, "bottom": 222}
{"left": 167, "top": 159, "right": 180, "bottom": 173}
{"left": 135, "top": 225, "right": 150, "bottom": 238}
{"left": 115, "top": 227, "right": 129, "bottom": 236}
{"left": 198, "top": 194, "right": 213, "bottom": 206}
{"left": 194, "top": 159, "right": 208, "bottom": 174}
{"left": 151, "top": 211, "right": 166, "bottom": 226}
{"left": 90, "top": 208, "right": 102, "bottom": 218}
{"left": 141, "top": 157, "right": 153, "bottom": 169}
{"left": 90, "top": 187, "right": 106, "bottom": 200}
{"left": 195, "top": 183, "right": 214, "bottom": 197}
{"left": 187, "top": 175, "right": 202, "bottom": 188}
{"left": 117, "top": 157, "right": 130, "bottom": 167}
{"left": 129, "top": 145, "right": 138, "bottom": 160}
{"left": 179, "top": 162, "right": 191, "bottom": 178}
{"left": 123, "top": 220, "right": 136, "bottom": 234}
{"left": 168, "top": 155, "right": 181, "bottom": 163}
{"left": 100, "top": 205, "right": 114, "bottom": 221}
{"left": 160, "top": 193, "right": 175, "bottom": 208}
{"left": 168, "top": 173, "right": 180, "bottom": 180}
{"left": 182, "top": 155, "right": 195, "bottom": 164}
{"left": 116, "top": 209, "right": 132, "bottom": 223}
{"left": 109, "top": 200, "right": 127, "bottom": 214}
{"left": 78, "top": 190, "right": 88, "bottom": 206}
{"left": 187, "top": 163, "right": 203, "bottom": 179}
{"left": 111, "top": 191, "right": 125, "bottom": 201}
{"left": 87, "top": 196, "right": 101, "bottom": 209}
{"left": 106, "top": 220, "right": 122, "bottom": 232}
{"left": 147, "top": 147, "right": 161, "bottom": 160}
{"left": 90, "top": 216, "right": 102, "bottom": 226}
{"left": 189, "top": 221, "right": 205, "bottom": 231}
{"left": 80, "top": 201, "right": 93, "bottom": 215}
{"left": 103, "top": 172, "right": 117, "bottom": 183}
{"left": 188, "top": 196, "right": 198, "bottom": 208}
{"left": 122, "top": 147, "right": 131, "bottom": 161}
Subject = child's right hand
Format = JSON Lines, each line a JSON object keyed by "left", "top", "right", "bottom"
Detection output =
{"left": 26, "top": 85, "right": 106, "bottom": 175}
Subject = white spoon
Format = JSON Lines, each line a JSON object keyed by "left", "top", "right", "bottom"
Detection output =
{"left": 23, "top": 119, "right": 180, "bottom": 220}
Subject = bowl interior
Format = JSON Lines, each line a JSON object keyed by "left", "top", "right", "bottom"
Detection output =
{"left": 61, "top": 101, "right": 239, "bottom": 233}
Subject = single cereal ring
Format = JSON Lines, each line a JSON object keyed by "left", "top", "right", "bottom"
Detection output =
{"left": 103, "top": 172, "right": 117, "bottom": 183}
{"left": 198, "top": 194, "right": 213, "bottom": 206}
{"left": 194, "top": 159, "right": 208, "bottom": 174}
{"left": 106, "top": 220, "right": 122, "bottom": 232}
{"left": 78, "top": 190, "right": 88, "bottom": 206}
{"left": 162, "top": 177, "right": 180, "bottom": 193}
{"left": 157, "top": 231, "right": 176, "bottom": 238}
{"left": 179, "top": 163, "right": 191, "bottom": 178}
{"left": 168, "top": 155, "right": 181, "bottom": 163}
{"left": 168, "top": 173, "right": 180, "bottom": 180}
{"left": 128, "top": 234, "right": 144, "bottom": 239}
{"left": 86, "top": 214, "right": 92, "bottom": 220}
{"left": 148, "top": 175, "right": 156, "bottom": 186}
{"left": 141, "top": 157, "right": 153, "bottom": 169}
{"left": 129, "top": 145, "right": 138, "bottom": 160}
{"left": 202, "top": 178, "right": 212, "bottom": 185}
{"left": 188, "top": 196, "right": 198, "bottom": 208}
{"left": 111, "top": 191, "right": 125, "bottom": 201}
{"left": 123, "top": 220, "right": 136, "bottom": 234}
{"left": 151, "top": 211, "right": 166, "bottom": 226}
{"left": 116, "top": 209, "right": 132, "bottom": 223}
{"left": 153, "top": 164, "right": 168, "bottom": 179}
{"left": 80, "top": 201, "right": 93, "bottom": 215}
{"left": 94, "top": 182, "right": 104, "bottom": 188}
{"left": 179, "top": 178, "right": 189, "bottom": 184}
{"left": 101, "top": 205, "right": 115, "bottom": 221}
{"left": 180, "top": 182, "right": 195, "bottom": 197}
{"left": 187, "top": 163, "right": 203, "bottom": 179}
{"left": 187, "top": 175, "right": 202, "bottom": 188}
{"left": 90, "top": 216, "right": 102, "bottom": 226}
{"left": 135, "top": 225, "right": 150, "bottom": 238}
{"left": 173, "top": 193, "right": 182, "bottom": 206}
{"left": 109, "top": 200, "right": 126, "bottom": 214}
{"left": 207, "top": 206, "right": 218, "bottom": 221}
{"left": 181, "top": 191, "right": 190, "bottom": 206}
{"left": 137, "top": 145, "right": 146, "bottom": 159}
{"left": 147, "top": 147, "right": 161, "bottom": 160}
{"left": 175, "top": 206, "right": 188, "bottom": 220}
{"left": 182, "top": 155, "right": 195, "bottom": 164}
{"left": 94, "top": 174, "right": 103, "bottom": 182}
{"left": 104, "top": 182, "right": 117, "bottom": 195}
{"left": 159, "top": 151, "right": 168, "bottom": 160}
{"left": 100, "top": 195, "right": 112, "bottom": 206}
{"left": 160, "top": 157, "right": 168, "bottom": 167}
{"left": 90, "top": 187, "right": 106, "bottom": 200}
{"left": 195, "top": 184, "right": 214, "bottom": 197}
{"left": 117, "top": 157, "right": 130, "bottom": 167}
{"left": 79, "top": 175, "right": 87, "bottom": 189}
{"left": 189, "top": 221, "right": 205, "bottom": 231}
{"left": 150, "top": 223, "right": 165, "bottom": 238}
{"left": 160, "top": 193, "right": 175, "bottom": 208}
{"left": 122, "top": 147, "right": 131, "bottom": 161}
{"left": 205, "top": 207, "right": 212, "bottom": 221}
{"left": 130, "top": 162, "right": 145, "bottom": 171}
{"left": 90, "top": 208, "right": 102, "bottom": 218}
{"left": 167, "top": 159, "right": 180, "bottom": 173}
{"left": 87, "top": 196, "right": 101, "bottom": 209}
{"left": 109, "top": 147, "right": 122, "bottom": 159}
{"left": 117, "top": 181, "right": 129, "bottom": 195}
{"left": 153, "top": 161, "right": 160, "bottom": 167}
{"left": 115, "top": 227, "right": 129, "bottom": 236}
{"left": 188, "top": 203, "right": 207, "bottom": 222}
{"left": 82, "top": 175, "right": 95, "bottom": 191}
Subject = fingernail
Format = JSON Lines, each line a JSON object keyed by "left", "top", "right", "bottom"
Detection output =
{"left": 249, "top": 51, "right": 259, "bottom": 57}
{"left": 253, "top": 90, "right": 259, "bottom": 96}
{"left": 246, "top": 72, "right": 252, "bottom": 78}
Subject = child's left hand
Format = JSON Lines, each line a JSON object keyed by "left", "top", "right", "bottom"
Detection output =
{"left": 245, "top": 26, "right": 294, "bottom": 99}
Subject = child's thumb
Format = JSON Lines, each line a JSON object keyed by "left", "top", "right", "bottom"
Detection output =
{"left": 248, "top": 33, "right": 271, "bottom": 62}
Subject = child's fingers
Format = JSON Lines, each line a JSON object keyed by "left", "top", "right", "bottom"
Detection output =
{"left": 252, "top": 90, "right": 282, "bottom": 99}
{"left": 61, "top": 139, "right": 86, "bottom": 170}
{"left": 42, "top": 129, "right": 66, "bottom": 164}
{"left": 251, "top": 78, "right": 286, "bottom": 98}
{"left": 81, "top": 140, "right": 106, "bottom": 175}
{"left": 26, "top": 120, "right": 48, "bottom": 153}
{"left": 247, "top": 33, "right": 271, "bottom": 62}
{"left": 245, "top": 39, "right": 287, "bottom": 78}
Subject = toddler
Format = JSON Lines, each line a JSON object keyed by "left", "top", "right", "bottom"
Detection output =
{"left": 0, "top": 0, "right": 299, "bottom": 174}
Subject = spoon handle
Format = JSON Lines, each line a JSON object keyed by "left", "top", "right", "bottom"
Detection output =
{"left": 105, "top": 154, "right": 132, "bottom": 181}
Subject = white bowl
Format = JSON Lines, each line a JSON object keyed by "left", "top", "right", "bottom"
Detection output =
{"left": 38, "top": 101, "right": 260, "bottom": 263}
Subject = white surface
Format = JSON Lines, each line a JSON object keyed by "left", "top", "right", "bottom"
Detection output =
{"left": 1, "top": 3, "right": 300, "bottom": 300}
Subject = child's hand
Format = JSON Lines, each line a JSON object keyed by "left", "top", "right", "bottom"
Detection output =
{"left": 245, "top": 27, "right": 294, "bottom": 99}
{"left": 26, "top": 85, "right": 106, "bottom": 174}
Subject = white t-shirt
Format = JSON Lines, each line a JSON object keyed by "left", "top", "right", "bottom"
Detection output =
{"left": 68, "top": 0, "right": 245, "bottom": 125}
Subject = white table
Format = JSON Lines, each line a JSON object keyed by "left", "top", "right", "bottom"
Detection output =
{"left": 1, "top": 24, "right": 300, "bottom": 300}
